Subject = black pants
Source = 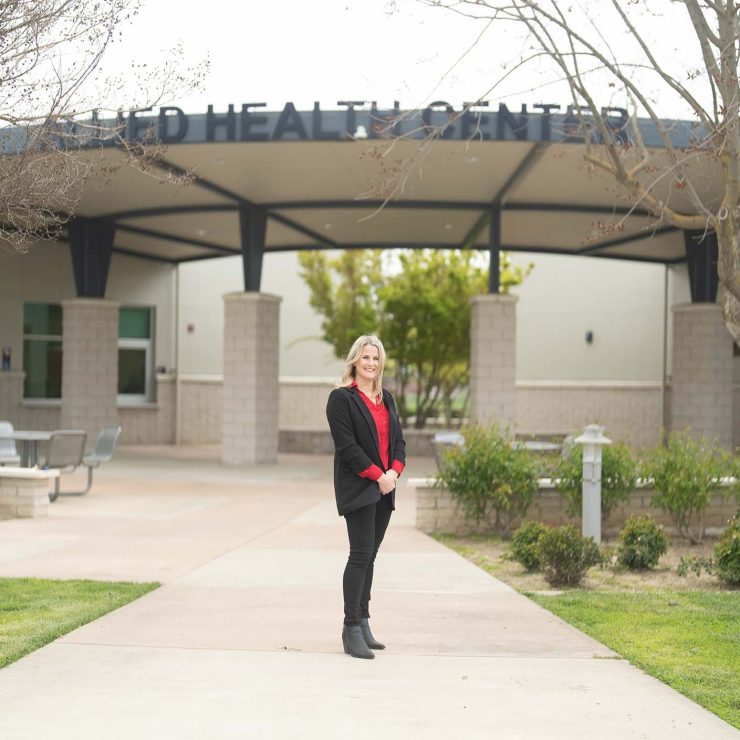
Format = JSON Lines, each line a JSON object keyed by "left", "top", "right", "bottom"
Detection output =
{"left": 342, "top": 496, "right": 393, "bottom": 626}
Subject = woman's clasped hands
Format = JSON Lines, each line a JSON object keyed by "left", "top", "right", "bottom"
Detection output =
{"left": 378, "top": 470, "right": 397, "bottom": 495}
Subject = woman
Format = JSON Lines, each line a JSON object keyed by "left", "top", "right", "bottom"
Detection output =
{"left": 326, "top": 334, "right": 406, "bottom": 659}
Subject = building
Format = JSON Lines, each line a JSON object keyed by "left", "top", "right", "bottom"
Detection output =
{"left": 0, "top": 103, "right": 732, "bottom": 460}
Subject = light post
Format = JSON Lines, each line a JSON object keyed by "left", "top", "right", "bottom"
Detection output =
{"left": 574, "top": 424, "right": 611, "bottom": 544}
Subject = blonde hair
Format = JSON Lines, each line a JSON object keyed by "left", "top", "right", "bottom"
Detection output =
{"left": 340, "top": 335, "right": 386, "bottom": 395}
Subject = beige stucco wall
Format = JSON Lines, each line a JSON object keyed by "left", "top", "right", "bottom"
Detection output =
{"left": 0, "top": 242, "right": 176, "bottom": 376}
{"left": 176, "top": 250, "right": 701, "bottom": 384}
{"left": 177, "top": 252, "right": 338, "bottom": 378}
{"left": 516, "top": 381, "right": 665, "bottom": 448}
{"left": 509, "top": 252, "right": 668, "bottom": 381}
{"left": 1, "top": 235, "right": 736, "bottom": 452}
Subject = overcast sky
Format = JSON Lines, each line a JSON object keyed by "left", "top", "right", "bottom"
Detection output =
{"left": 95, "top": 0, "right": 705, "bottom": 119}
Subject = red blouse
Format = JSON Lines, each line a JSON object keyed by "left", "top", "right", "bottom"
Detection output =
{"left": 352, "top": 382, "right": 405, "bottom": 482}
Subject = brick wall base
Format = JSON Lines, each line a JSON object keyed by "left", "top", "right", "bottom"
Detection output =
{"left": 0, "top": 469, "right": 59, "bottom": 518}
{"left": 415, "top": 483, "right": 737, "bottom": 538}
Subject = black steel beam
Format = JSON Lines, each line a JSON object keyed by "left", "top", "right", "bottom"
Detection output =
{"left": 264, "top": 199, "right": 490, "bottom": 211}
{"left": 117, "top": 223, "right": 239, "bottom": 255}
{"left": 684, "top": 230, "right": 719, "bottom": 302}
{"left": 461, "top": 144, "right": 545, "bottom": 253}
{"left": 259, "top": 241, "right": 684, "bottom": 265}
{"left": 68, "top": 217, "right": 116, "bottom": 297}
{"left": 152, "top": 157, "right": 256, "bottom": 208}
{"left": 112, "top": 246, "right": 178, "bottom": 264}
{"left": 504, "top": 201, "right": 653, "bottom": 217}
{"left": 576, "top": 226, "right": 678, "bottom": 255}
{"left": 489, "top": 207, "right": 501, "bottom": 294}
{"left": 105, "top": 204, "right": 239, "bottom": 221}
{"left": 99, "top": 199, "right": 657, "bottom": 224}
{"left": 267, "top": 211, "right": 339, "bottom": 249}
{"left": 239, "top": 205, "right": 267, "bottom": 291}
{"left": 146, "top": 157, "right": 344, "bottom": 250}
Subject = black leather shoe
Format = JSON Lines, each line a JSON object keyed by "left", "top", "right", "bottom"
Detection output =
{"left": 342, "top": 625, "right": 374, "bottom": 659}
{"left": 360, "top": 618, "right": 385, "bottom": 650}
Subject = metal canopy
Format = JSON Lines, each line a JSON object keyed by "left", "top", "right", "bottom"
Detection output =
{"left": 62, "top": 107, "right": 717, "bottom": 267}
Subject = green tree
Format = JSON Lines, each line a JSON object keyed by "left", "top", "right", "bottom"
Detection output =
{"left": 298, "top": 247, "right": 531, "bottom": 427}
{"left": 298, "top": 250, "right": 383, "bottom": 358}
{"left": 378, "top": 250, "right": 486, "bottom": 427}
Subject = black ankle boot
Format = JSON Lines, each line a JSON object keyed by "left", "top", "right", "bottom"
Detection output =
{"left": 342, "top": 625, "right": 374, "bottom": 659}
{"left": 360, "top": 618, "right": 385, "bottom": 650}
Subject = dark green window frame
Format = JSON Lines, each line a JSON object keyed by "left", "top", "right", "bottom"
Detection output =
{"left": 22, "top": 302, "right": 62, "bottom": 400}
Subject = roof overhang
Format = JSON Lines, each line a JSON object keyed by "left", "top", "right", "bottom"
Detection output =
{"left": 39, "top": 105, "right": 714, "bottom": 265}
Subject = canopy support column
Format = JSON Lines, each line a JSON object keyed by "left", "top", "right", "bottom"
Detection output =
{"left": 68, "top": 217, "right": 115, "bottom": 298}
{"left": 671, "top": 303, "right": 732, "bottom": 448}
{"left": 684, "top": 230, "right": 719, "bottom": 303}
{"left": 469, "top": 294, "right": 517, "bottom": 430}
{"left": 62, "top": 218, "right": 119, "bottom": 440}
{"left": 222, "top": 292, "right": 281, "bottom": 464}
{"left": 488, "top": 206, "right": 501, "bottom": 294}
{"left": 671, "top": 232, "right": 731, "bottom": 447}
{"left": 239, "top": 205, "right": 266, "bottom": 292}
{"left": 61, "top": 299, "right": 120, "bottom": 442}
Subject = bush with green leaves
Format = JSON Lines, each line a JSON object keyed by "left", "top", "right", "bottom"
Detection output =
{"left": 554, "top": 439, "right": 637, "bottom": 528}
{"left": 536, "top": 525, "right": 602, "bottom": 586}
{"left": 642, "top": 432, "right": 729, "bottom": 544}
{"left": 714, "top": 515, "right": 740, "bottom": 586}
{"left": 438, "top": 424, "right": 539, "bottom": 533}
{"left": 510, "top": 521, "right": 549, "bottom": 571}
{"left": 616, "top": 516, "right": 669, "bottom": 570}
{"left": 676, "top": 555, "right": 715, "bottom": 579}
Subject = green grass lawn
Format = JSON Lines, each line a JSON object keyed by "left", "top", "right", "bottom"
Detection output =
{"left": 0, "top": 577, "right": 159, "bottom": 670}
{"left": 434, "top": 533, "right": 740, "bottom": 729}
{"left": 527, "top": 591, "right": 740, "bottom": 729}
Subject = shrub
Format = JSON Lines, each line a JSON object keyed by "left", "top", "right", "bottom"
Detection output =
{"left": 438, "top": 424, "right": 539, "bottom": 533}
{"left": 642, "top": 432, "right": 729, "bottom": 544}
{"left": 554, "top": 439, "right": 637, "bottom": 528}
{"left": 536, "top": 525, "right": 602, "bottom": 586}
{"left": 510, "top": 521, "right": 549, "bottom": 570}
{"left": 715, "top": 515, "right": 740, "bottom": 586}
{"left": 676, "top": 555, "right": 715, "bottom": 578}
{"left": 616, "top": 516, "right": 669, "bottom": 570}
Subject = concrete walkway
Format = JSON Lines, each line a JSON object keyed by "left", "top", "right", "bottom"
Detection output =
{"left": 0, "top": 447, "right": 735, "bottom": 739}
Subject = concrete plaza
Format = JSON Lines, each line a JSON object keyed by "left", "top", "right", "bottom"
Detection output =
{"left": 0, "top": 447, "right": 735, "bottom": 739}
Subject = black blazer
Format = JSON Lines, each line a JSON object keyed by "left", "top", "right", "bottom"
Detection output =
{"left": 326, "top": 385, "right": 406, "bottom": 516}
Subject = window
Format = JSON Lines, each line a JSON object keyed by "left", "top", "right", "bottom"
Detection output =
{"left": 23, "top": 303, "right": 62, "bottom": 399}
{"left": 118, "top": 307, "right": 154, "bottom": 404}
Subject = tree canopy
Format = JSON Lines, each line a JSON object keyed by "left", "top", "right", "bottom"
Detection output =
{"left": 299, "top": 248, "right": 532, "bottom": 427}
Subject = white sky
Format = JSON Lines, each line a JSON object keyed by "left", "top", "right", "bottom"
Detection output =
{"left": 99, "top": 0, "right": 501, "bottom": 112}
{"left": 92, "top": 0, "right": 707, "bottom": 119}
{"left": 71, "top": 0, "right": 706, "bottom": 124}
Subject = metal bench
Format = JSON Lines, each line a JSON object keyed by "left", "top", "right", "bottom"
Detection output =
{"left": 45, "top": 430, "right": 87, "bottom": 502}
{"left": 48, "top": 425, "right": 121, "bottom": 501}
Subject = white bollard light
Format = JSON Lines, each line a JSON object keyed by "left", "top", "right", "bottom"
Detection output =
{"left": 573, "top": 424, "right": 611, "bottom": 544}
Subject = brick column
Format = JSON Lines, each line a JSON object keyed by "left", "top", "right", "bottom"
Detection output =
{"left": 469, "top": 294, "right": 517, "bottom": 429}
{"left": 222, "top": 292, "right": 281, "bottom": 465}
{"left": 671, "top": 303, "right": 732, "bottom": 447}
{"left": 61, "top": 299, "right": 119, "bottom": 442}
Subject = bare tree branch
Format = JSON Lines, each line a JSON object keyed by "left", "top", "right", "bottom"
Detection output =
{"left": 410, "top": 0, "right": 740, "bottom": 340}
{"left": 0, "top": 0, "right": 207, "bottom": 255}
